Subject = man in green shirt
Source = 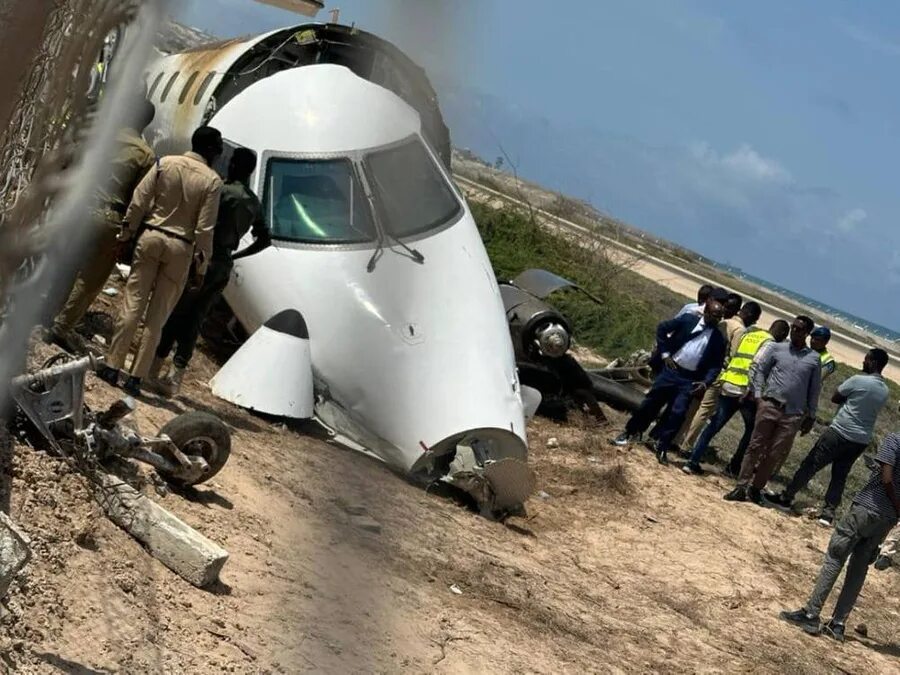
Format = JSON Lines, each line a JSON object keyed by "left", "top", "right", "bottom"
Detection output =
{"left": 150, "top": 148, "right": 270, "bottom": 397}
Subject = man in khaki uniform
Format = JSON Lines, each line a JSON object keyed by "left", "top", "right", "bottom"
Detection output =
{"left": 150, "top": 148, "right": 271, "bottom": 397}
{"left": 47, "top": 101, "right": 156, "bottom": 352}
{"left": 98, "top": 126, "right": 224, "bottom": 396}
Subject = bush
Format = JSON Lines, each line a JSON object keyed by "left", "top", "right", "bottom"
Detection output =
{"left": 471, "top": 201, "right": 689, "bottom": 357}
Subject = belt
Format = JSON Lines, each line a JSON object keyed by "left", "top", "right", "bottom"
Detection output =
{"left": 762, "top": 396, "right": 786, "bottom": 410}
{"left": 669, "top": 362, "right": 699, "bottom": 378}
{"left": 145, "top": 224, "right": 193, "bottom": 245}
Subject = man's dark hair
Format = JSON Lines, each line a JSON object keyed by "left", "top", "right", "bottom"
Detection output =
{"left": 230, "top": 147, "right": 258, "bottom": 176}
{"left": 795, "top": 315, "right": 815, "bottom": 333}
{"left": 191, "top": 126, "right": 223, "bottom": 155}
{"left": 726, "top": 292, "right": 743, "bottom": 307}
{"left": 137, "top": 99, "right": 155, "bottom": 130}
{"left": 708, "top": 286, "right": 729, "bottom": 303}
{"left": 869, "top": 348, "right": 889, "bottom": 371}
{"left": 697, "top": 284, "right": 714, "bottom": 304}
{"left": 771, "top": 319, "right": 789, "bottom": 332}
{"left": 742, "top": 301, "right": 762, "bottom": 324}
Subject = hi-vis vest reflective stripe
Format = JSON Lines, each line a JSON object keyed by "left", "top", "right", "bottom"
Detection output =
{"left": 719, "top": 329, "right": 772, "bottom": 388}
{"left": 820, "top": 351, "right": 835, "bottom": 368}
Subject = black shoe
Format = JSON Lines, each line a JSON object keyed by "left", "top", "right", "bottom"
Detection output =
{"left": 682, "top": 462, "right": 704, "bottom": 476}
{"left": 122, "top": 376, "right": 142, "bottom": 398}
{"left": 748, "top": 486, "right": 765, "bottom": 506}
{"left": 612, "top": 432, "right": 636, "bottom": 447}
{"left": 97, "top": 366, "right": 120, "bottom": 387}
{"left": 821, "top": 620, "right": 845, "bottom": 642}
{"left": 656, "top": 448, "right": 669, "bottom": 465}
{"left": 724, "top": 485, "right": 747, "bottom": 502}
{"left": 780, "top": 608, "right": 820, "bottom": 634}
{"left": 817, "top": 506, "right": 836, "bottom": 528}
{"left": 875, "top": 554, "right": 892, "bottom": 571}
{"left": 47, "top": 327, "right": 86, "bottom": 355}
{"left": 767, "top": 492, "right": 794, "bottom": 508}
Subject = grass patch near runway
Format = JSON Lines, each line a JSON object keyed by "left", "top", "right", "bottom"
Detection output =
{"left": 471, "top": 201, "right": 688, "bottom": 357}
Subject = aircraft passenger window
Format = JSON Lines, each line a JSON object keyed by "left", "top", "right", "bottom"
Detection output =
{"left": 265, "top": 158, "right": 376, "bottom": 244}
{"left": 364, "top": 138, "right": 461, "bottom": 238}
{"left": 194, "top": 72, "right": 215, "bottom": 105}
{"left": 179, "top": 71, "right": 200, "bottom": 104}
{"left": 160, "top": 72, "right": 180, "bottom": 103}
{"left": 147, "top": 72, "right": 164, "bottom": 100}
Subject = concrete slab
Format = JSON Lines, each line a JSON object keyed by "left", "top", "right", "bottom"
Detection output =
{"left": 0, "top": 511, "right": 31, "bottom": 599}
{"left": 96, "top": 473, "right": 228, "bottom": 588}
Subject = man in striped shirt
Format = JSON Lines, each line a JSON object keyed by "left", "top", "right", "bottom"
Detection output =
{"left": 779, "top": 432, "right": 900, "bottom": 642}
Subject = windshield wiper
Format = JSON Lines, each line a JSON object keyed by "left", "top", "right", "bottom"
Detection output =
{"left": 366, "top": 230, "right": 425, "bottom": 272}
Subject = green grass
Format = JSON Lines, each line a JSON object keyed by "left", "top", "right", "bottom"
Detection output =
{"left": 471, "top": 201, "right": 688, "bottom": 356}
{"left": 472, "top": 200, "right": 900, "bottom": 515}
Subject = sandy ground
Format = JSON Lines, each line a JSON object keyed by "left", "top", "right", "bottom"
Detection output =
{"left": 455, "top": 167, "right": 900, "bottom": 384}
{"left": 3, "top": 329, "right": 900, "bottom": 673}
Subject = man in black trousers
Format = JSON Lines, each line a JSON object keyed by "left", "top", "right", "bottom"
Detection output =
{"left": 613, "top": 289, "right": 727, "bottom": 464}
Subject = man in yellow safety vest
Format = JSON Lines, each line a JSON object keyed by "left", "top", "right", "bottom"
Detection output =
{"left": 682, "top": 318, "right": 790, "bottom": 475}
{"left": 811, "top": 326, "right": 836, "bottom": 381}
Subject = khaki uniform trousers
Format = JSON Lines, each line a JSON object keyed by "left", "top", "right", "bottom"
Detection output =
{"left": 107, "top": 230, "right": 193, "bottom": 379}
{"left": 53, "top": 214, "right": 120, "bottom": 333}
{"left": 674, "top": 380, "right": 722, "bottom": 449}
{"left": 738, "top": 399, "right": 804, "bottom": 490}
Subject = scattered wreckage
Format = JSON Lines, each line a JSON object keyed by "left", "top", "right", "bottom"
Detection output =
{"left": 147, "top": 23, "right": 534, "bottom": 515}
{"left": 6, "top": 354, "right": 230, "bottom": 587}
{"left": 501, "top": 269, "right": 651, "bottom": 416}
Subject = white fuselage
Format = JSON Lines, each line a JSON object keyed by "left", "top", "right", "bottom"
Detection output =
{"left": 206, "top": 65, "right": 527, "bottom": 475}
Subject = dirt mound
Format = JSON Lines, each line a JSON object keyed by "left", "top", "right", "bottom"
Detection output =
{"left": 3, "top": 331, "right": 900, "bottom": 671}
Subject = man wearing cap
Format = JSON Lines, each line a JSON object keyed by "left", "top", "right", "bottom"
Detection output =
{"left": 613, "top": 291, "right": 727, "bottom": 464}
{"left": 811, "top": 326, "right": 837, "bottom": 381}
{"left": 769, "top": 348, "right": 890, "bottom": 526}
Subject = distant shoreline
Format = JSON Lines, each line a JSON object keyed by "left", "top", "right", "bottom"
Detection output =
{"left": 453, "top": 154, "right": 900, "bottom": 382}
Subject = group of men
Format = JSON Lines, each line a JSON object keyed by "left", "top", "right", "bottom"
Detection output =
{"left": 614, "top": 283, "right": 898, "bottom": 642}
{"left": 45, "top": 102, "right": 270, "bottom": 398}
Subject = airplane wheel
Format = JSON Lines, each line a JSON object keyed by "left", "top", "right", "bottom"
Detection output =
{"left": 158, "top": 411, "right": 231, "bottom": 486}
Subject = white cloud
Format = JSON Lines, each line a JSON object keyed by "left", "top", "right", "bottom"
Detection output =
{"left": 836, "top": 207, "right": 867, "bottom": 233}
{"left": 690, "top": 141, "right": 791, "bottom": 182}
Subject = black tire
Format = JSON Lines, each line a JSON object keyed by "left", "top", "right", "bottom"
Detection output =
{"left": 158, "top": 411, "right": 231, "bottom": 486}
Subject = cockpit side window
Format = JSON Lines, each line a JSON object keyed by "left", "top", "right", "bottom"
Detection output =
{"left": 363, "top": 137, "right": 461, "bottom": 238}
{"left": 264, "top": 157, "right": 377, "bottom": 244}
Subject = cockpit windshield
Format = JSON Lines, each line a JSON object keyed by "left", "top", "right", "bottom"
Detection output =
{"left": 364, "top": 138, "right": 461, "bottom": 238}
{"left": 265, "top": 157, "right": 377, "bottom": 244}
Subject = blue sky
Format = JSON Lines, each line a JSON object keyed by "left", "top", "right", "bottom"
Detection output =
{"left": 174, "top": 1, "right": 900, "bottom": 330}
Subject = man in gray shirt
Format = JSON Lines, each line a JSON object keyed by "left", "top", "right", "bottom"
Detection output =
{"left": 725, "top": 315, "right": 821, "bottom": 505}
{"left": 780, "top": 432, "right": 900, "bottom": 642}
{"left": 770, "top": 348, "right": 890, "bottom": 525}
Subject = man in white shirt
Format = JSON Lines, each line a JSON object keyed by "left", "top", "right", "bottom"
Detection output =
{"left": 614, "top": 297, "right": 727, "bottom": 464}
{"left": 675, "top": 283, "right": 714, "bottom": 319}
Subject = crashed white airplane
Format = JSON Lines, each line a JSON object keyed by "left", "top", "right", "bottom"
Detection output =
{"left": 145, "top": 23, "right": 534, "bottom": 513}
